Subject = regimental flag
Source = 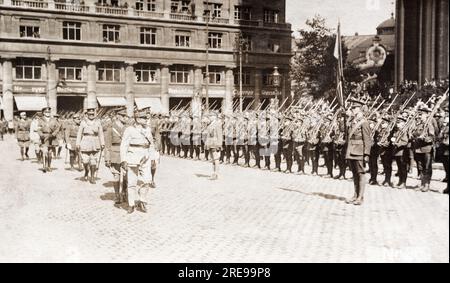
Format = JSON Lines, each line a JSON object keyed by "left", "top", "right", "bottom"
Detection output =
{"left": 334, "top": 22, "right": 345, "bottom": 108}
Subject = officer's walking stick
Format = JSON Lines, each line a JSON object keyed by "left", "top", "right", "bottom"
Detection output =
{"left": 95, "top": 148, "right": 104, "bottom": 179}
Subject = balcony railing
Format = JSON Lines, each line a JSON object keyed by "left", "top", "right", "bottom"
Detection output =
{"left": 206, "top": 17, "right": 229, "bottom": 24}
{"left": 95, "top": 5, "right": 128, "bottom": 16}
{"left": 135, "top": 10, "right": 164, "bottom": 18}
{"left": 235, "top": 19, "right": 260, "bottom": 27}
{"left": 170, "top": 13, "right": 197, "bottom": 21}
{"left": 55, "top": 3, "right": 89, "bottom": 13}
{"left": 263, "top": 22, "right": 291, "bottom": 29}
{"left": 12, "top": 0, "right": 48, "bottom": 8}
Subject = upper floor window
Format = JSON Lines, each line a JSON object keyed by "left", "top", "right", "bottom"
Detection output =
{"left": 268, "top": 42, "right": 281, "bottom": 53}
{"left": 147, "top": 0, "right": 156, "bottom": 11}
{"left": 170, "top": 65, "right": 191, "bottom": 84}
{"left": 15, "top": 58, "right": 42, "bottom": 80}
{"left": 234, "top": 71, "right": 251, "bottom": 86}
{"left": 136, "top": 0, "right": 144, "bottom": 10}
{"left": 58, "top": 65, "right": 83, "bottom": 81}
{"left": 171, "top": 0, "right": 191, "bottom": 13}
{"left": 175, "top": 32, "right": 191, "bottom": 47}
{"left": 103, "top": 24, "right": 120, "bottom": 43}
{"left": 241, "top": 34, "right": 253, "bottom": 51}
{"left": 20, "top": 26, "right": 40, "bottom": 38}
{"left": 140, "top": 27, "right": 157, "bottom": 45}
{"left": 63, "top": 22, "right": 81, "bottom": 41}
{"left": 208, "top": 32, "right": 223, "bottom": 49}
{"left": 212, "top": 3, "right": 222, "bottom": 18}
{"left": 207, "top": 67, "right": 223, "bottom": 85}
{"left": 98, "top": 63, "right": 121, "bottom": 82}
{"left": 135, "top": 64, "right": 158, "bottom": 83}
{"left": 234, "top": 6, "right": 251, "bottom": 20}
{"left": 264, "top": 9, "right": 279, "bottom": 23}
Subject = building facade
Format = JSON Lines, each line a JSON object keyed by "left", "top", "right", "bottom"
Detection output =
{"left": 395, "top": 0, "right": 449, "bottom": 88}
{"left": 0, "top": 0, "right": 292, "bottom": 120}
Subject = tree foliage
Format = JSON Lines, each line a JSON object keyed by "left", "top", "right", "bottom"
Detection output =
{"left": 291, "top": 15, "right": 356, "bottom": 99}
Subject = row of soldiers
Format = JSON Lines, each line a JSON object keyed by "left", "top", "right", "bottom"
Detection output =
{"left": 154, "top": 93, "right": 449, "bottom": 199}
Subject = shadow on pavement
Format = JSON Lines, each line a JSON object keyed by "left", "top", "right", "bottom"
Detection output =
{"left": 195, "top": 173, "right": 211, "bottom": 178}
{"left": 277, "top": 187, "right": 347, "bottom": 202}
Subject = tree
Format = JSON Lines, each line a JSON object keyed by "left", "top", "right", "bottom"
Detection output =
{"left": 291, "top": 15, "right": 354, "bottom": 99}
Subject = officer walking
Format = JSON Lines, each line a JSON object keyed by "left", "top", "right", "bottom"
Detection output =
{"left": 76, "top": 108, "right": 105, "bottom": 184}
{"left": 38, "top": 107, "right": 60, "bottom": 173}
{"left": 120, "top": 109, "right": 156, "bottom": 214}
{"left": 65, "top": 114, "right": 82, "bottom": 171}
{"left": 15, "top": 112, "right": 31, "bottom": 161}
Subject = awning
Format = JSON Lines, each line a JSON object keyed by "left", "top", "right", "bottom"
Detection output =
{"left": 135, "top": 97, "right": 163, "bottom": 113}
{"left": 97, "top": 96, "right": 127, "bottom": 107}
{"left": 14, "top": 96, "right": 47, "bottom": 111}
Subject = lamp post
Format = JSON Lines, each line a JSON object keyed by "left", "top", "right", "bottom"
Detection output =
{"left": 204, "top": 0, "right": 210, "bottom": 112}
{"left": 272, "top": 66, "right": 281, "bottom": 108}
{"left": 234, "top": 32, "right": 249, "bottom": 113}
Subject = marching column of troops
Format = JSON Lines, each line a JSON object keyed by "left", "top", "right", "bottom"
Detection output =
{"left": 3, "top": 87, "right": 449, "bottom": 210}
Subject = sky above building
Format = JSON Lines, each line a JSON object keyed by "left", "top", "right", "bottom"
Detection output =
{"left": 286, "top": 0, "right": 395, "bottom": 37}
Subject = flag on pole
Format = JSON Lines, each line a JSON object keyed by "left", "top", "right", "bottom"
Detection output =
{"left": 334, "top": 22, "right": 345, "bottom": 108}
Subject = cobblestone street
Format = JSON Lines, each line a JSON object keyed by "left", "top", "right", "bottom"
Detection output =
{"left": 0, "top": 136, "right": 448, "bottom": 263}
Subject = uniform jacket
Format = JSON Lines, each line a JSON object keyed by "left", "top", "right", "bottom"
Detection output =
{"left": 412, "top": 121, "right": 436, "bottom": 154}
{"left": 345, "top": 117, "right": 372, "bottom": 160}
{"left": 38, "top": 117, "right": 61, "bottom": 146}
{"left": 206, "top": 120, "right": 223, "bottom": 150}
{"left": 15, "top": 119, "right": 31, "bottom": 141}
{"left": 120, "top": 125, "right": 154, "bottom": 166}
{"left": 76, "top": 119, "right": 105, "bottom": 152}
{"left": 104, "top": 120, "right": 126, "bottom": 164}
{"left": 64, "top": 121, "right": 80, "bottom": 150}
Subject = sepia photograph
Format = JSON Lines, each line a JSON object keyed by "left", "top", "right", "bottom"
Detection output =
{"left": 0, "top": 0, "right": 448, "bottom": 264}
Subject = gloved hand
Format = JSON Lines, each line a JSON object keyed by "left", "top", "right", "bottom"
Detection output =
{"left": 105, "top": 161, "right": 111, "bottom": 168}
{"left": 121, "top": 161, "right": 128, "bottom": 170}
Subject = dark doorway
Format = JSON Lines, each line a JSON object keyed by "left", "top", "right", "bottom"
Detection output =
{"left": 169, "top": 98, "right": 192, "bottom": 111}
{"left": 57, "top": 96, "right": 84, "bottom": 115}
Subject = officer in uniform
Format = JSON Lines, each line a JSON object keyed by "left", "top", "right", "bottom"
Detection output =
{"left": 281, "top": 115, "right": 294, "bottom": 173}
{"left": 307, "top": 114, "right": 320, "bottom": 176}
{"left": 345, "top": 99, "right": 372, "bottom": 205}
{"left": 223, "top": 114, "right": 236, "bottom": 164}
{"left": 258, "top": 111, "right": 270, "bottom": 170}
{"left": 105, "top": 109, "right": 129, "bottom": 205}
{"left": 64, "top": 114, "right": 82, "bottom": 171}
{"left": 30, "top": 112, "right": 42, "bottom": 162}
{"left": 269, "top": 111, "right": 282, "bottom": 172}
{"left": 180, "top": 112, "right": 191, "bottom": 159}
{"left": 333, "top": 113, "right": 347, "bottom": 179}
{"left": 368, "top": 115, "right": 381, "bottom": 185}
{"left": 234, "top": 112, "right": 248, "bottom": 166}
{"left": 191, "top": 114, "right": 203, "bottom": 160}
{"left": 76, "top": 108, "right": 105, "bottom": 184}
{"left": 321, "top": 114, "right": 335, "bottom": 178}
{"left": 412, "top": 106, "right": 436, "bottom": 192}
{"left": 160, "top": 114, "right": 170, "bottom": 155}
{"left": 391, "top": 116, "right": 410, "bottom": 189}
{"left": 38, "top": 107, "right": 61, "bottom": 173}
{"left": 15, "top": 112, "right": 31, "bottom": 161}
{"left": 378, "top": 116, "right": 394, "bottom": 187}
{"left": 247, "top": 112, "right": 259, "bottom": 168}
{"left": 54, "top": 114, "right": 64, "bottom": 159}
{"left": 120, "top": 110, "right": 156, "bottom": 214}
{"left": 205, "top": 111, "right": 223, "bottom": 180}
{"left": 293, "top": 113, "right": 307, "bottom": 174}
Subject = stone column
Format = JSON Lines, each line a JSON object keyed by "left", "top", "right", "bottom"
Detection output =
{"left": 436, "top": 0, "right": 449, "bottom": 79}
{"left": 160, "top": 64, "right": 171, "bottom": 113}
{"left": 2, "top": 59, "right": 13, "bottom": 122}
{"left": 47, "top": 60, "right": 58, "bottom": 115}
{"left": 422, "top": 0, "right": 433, "bottom": 82}
{"left": 125, "top": 62, "right": 136, "bottom": 117}
{"left": 224, "top": 67, "right": 234, "bottom": 114}
{"left": 253, "top": 69, "right": 262, "bottom": 110}
{"left": 395, "top": 0, "right": 405, "bottom": 89}
{"left": 86, "top": 61, "right": 98, "bottom": 109}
